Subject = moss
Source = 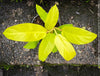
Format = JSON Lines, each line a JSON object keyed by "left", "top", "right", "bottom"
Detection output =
{"left": 0, "top": 64, "right": 14, "bottom": 70}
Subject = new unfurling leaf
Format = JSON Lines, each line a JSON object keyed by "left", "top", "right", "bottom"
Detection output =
{"left": 45, "top": 5, "right": 59, "bottom": 30}
{"left": 36, "top": 4, "right": 47, "bottom": 22}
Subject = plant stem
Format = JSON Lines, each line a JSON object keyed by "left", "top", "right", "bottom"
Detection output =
{"left": 55, "top": 27, "right": 62, "bottom": 31}
{"left": 47, "top": 28, "right": 54, "bottom": 33}
{"left": 54, "top": 29, "right": 57, "bottom": 35}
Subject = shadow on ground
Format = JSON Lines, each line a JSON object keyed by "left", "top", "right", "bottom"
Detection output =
{"left": 2, "top": 64, "right": 100, "bottom": 76}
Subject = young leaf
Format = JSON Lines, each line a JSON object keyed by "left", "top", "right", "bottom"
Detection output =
{"left": 36, "top": 4, "right": 47, "bottom": 22}
{"left": 52, "top": 46, "right": 58, "bottom": 53}
{"left": 23, "top": 41, "right": 39, "bottom": 49}
{"left": 55, "top": 34, "right": 76, "bottom": 61}
{"left": 3, "top": 23, "right": 47, "bottom": 42}
{"left": 39, "top": 33, "right": 55, "bottom": 61}
{"left": 62, "top": 26, "right": 97, "bottom": 45}
{"left": 45, "top": 5, "right": 59, "bottom": 30}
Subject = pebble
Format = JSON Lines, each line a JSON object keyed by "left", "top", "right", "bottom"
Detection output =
{"left": 76, "top": 11, "right": 80, "bottom": 15}
{"left": 15, "top": 20, "right": 18, "bottom": 22}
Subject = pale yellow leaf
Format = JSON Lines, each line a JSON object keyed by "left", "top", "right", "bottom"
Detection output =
{"left": 55, "top": 34, "right": 76, "bottom": 61}
{"left": 39, "top": 33, "right": 55, "bottom": 61}
{"left": 62, "top": 26, "right": 97, "bottom": 45}
{"left": 3, "top": 23, "right": 47, "bottom": 42}
{"left": 36, "top": 4, "right": 47, "bottom": 22}
{"left": 45, "top": 5, "right": 59, "bottom": 30}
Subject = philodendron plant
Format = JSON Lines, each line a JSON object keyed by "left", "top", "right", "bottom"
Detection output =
{"left": 3, "top": 4, "right": 97, "bottom": 61}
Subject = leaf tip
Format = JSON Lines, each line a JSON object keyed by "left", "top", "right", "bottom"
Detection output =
{"left": 92, "top": 33, "right": 97, "bottom": 41}
{"left": 3, "top": 29, "right": 7, "bottom": 37}
{"left": 36, "top": 4, "right": 40, "bottom": 10}
{"left": 66, "top": 52, "right": 76, "bottom": 61}
{"left": 3, "top": 31, "right": 5, "bottom": 35}
{"left": 38, "top": 57, "right": 46, "bottom": 62}
{"left": 36, "top": 4, "right": 39, "bottom": 7}
{"left": 95, "top": 33, "right": 97, "bottom": 38}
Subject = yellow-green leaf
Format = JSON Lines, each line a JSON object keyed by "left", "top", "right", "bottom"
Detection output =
{"left": 56, "top": 24, "right": 73, "bottom": 34}
{"left": 36, "top": 4, "right": 47, "bottom": 22}
{"left": 45, "top": 5, "right": 59, "bottom": 30}
{"left": 52, "top": 46, "right": 58, "bottom": 53}
{"left": 23, "top": 41, "right": 39, "bottom": 49}
{"left": 55, "top": 34, "right": 76, "bottom": 61}
{"left": 62, "top": 26, "right": 97, "bottom": 45}
{"left": 39, "top": 33, "right": 55, "bottom": 61}
{"left": 59, "top": 24, "right": 73, "bottom": 29}
{"left": 3, "top": 23, "right": 47, "bottom": 42}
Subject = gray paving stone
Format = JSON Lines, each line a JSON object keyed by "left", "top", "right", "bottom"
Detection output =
{"left": 0, "top": 1, "right": 98, "bottom": 65}
{"left": 0, "top": 69, "right": 3, "bottom": 76}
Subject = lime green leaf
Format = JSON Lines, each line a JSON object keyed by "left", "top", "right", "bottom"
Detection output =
{"left": 23, "top": 41, "right": 39, "bottom": 49}
{"left": 3, "top": 23, "right": 47, "bottom": 42}
{"left": 55, "top": 34, "right": 76, "bottom": 61}
{"left": 52, "top": 46, "right": 58, "bottom": 53}
{"left": 59, "top": 24, "right": 73, "bottom": 29}
{"left": 45, "top": 5, "right": 59, "bottom": 30}
{"left": 56, "top": 24, "right": 73, "bottom": 34}
{"left": 56, "top": 28, "right": 61, "bottom": 34}
{"left": 36, "top": 4, "right": 47, "bottom": 22}
{"left": 39, "top": 33, "right": 55, "bottom": 61}
{"left": 62, "top": 26, "right": 97, "bottom": 45}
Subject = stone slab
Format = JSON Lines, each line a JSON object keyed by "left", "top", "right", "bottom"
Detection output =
{"left": 2, "top": 65, "right": 100, "bottom": 76}
{"left": 0, "top": 69, "right": 3, "bottom": 76}
{"left": 0, "top": 1, "right": 98, "bottom": 65}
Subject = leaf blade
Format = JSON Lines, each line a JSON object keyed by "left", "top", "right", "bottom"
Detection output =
{"left": 59, "top": 24, "right": 73, "bottom": 29}
{"left": 55, "top": 34, "right": 76, "bottom": 61}
{"left": 24, "top": 41, "right": 39, "bottom": 49}
{"left": 3, "top": 23, "right": 47, "bottom": 42}
{"left": 36, "top": 4, "right": 47, "bottom": 22}
{"left": 62, "top": 26, "right": 97, "bottom": 45}
{"left": 57, "top": 24, "right": 73, "bottom": 34}
{"left": 45, "top": 5, "right": 59, "bottom": 30}
{"left": 52, "top": 46, "right": 58, "bottom": 53}
{"left": 39, "top": 33, "right": 55, "bottom": 61}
